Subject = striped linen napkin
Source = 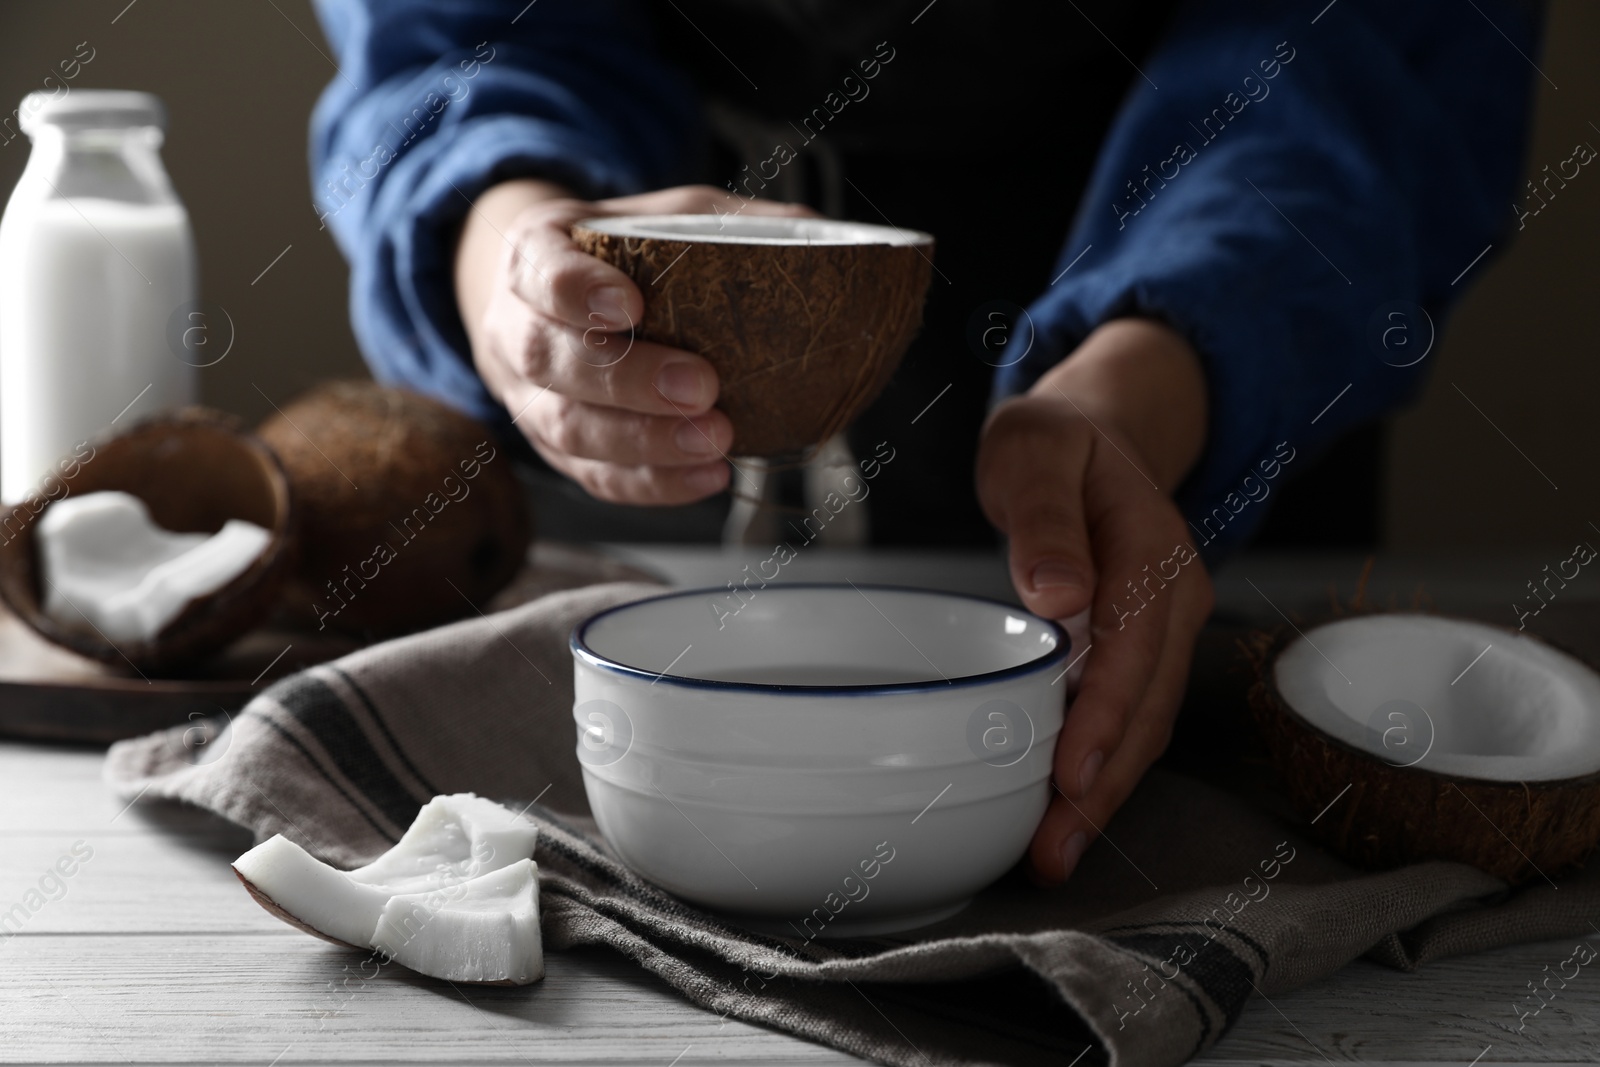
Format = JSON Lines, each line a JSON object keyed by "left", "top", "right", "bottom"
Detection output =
{"left": 104, "top": 581, "right": 1600, "bottom": 1067}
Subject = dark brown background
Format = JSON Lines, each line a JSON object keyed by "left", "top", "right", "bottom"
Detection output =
{"left": 0, "top": 0, "right": 1593, "bottom": 551}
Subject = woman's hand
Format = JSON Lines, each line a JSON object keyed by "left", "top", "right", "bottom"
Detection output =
{"left": 976, "top": 318, "right": 1215, "bottom": 883}
{"left": 454, "top": 180, "right": 814, "bottom": 505}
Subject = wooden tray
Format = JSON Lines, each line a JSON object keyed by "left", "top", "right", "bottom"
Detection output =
{"left": 0, "top": 542, "right": 658, "bottom": 744}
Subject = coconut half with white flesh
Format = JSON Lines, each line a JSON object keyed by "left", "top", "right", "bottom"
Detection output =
{"left": 38, "top": 491, "right": 272, "bottom": 644}
{"left": 0, "top": 409, "right": 296, "bottom": 672}
{"left": 1251, "top": 613, "right": 1600, "bottom": 884}
{"left": 232, "top": 793, "right": 544, "bottom": 983}
{"left": 571, "top": 214, "right": 934, "bottom": 462}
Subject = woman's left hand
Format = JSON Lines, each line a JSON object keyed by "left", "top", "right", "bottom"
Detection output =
{"left": 975, "top": 318, "right": 1215, "bottom": 883}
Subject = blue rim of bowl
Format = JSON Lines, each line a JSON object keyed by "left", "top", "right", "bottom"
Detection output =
{"left": 570, "top": 583, "right": 1070, "bottom": 694}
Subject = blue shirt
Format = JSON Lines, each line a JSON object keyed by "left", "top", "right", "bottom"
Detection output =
{"left": 308, "top": 0, "right": 1539, "bottom": 554}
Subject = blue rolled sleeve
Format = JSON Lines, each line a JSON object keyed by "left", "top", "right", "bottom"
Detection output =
{"left": 996, "top": 0, "right": 1539, "bottom": 556}
{"left": 309, "top": 0, "right": 703, "bottom": 423}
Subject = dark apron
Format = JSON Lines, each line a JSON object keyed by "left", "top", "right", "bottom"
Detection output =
{"left": 525, "top": 0, "right": 1182, "bottom": 546}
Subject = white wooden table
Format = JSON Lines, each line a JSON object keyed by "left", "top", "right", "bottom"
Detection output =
{"left": 3, "top": 547, "right": 1597, "bottom": 1065}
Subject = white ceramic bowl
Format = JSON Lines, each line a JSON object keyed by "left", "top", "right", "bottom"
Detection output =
{"left": 570, "top": 584, "right": 1067, "bottom": 937}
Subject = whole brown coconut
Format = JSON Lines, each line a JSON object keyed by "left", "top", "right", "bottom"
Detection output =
{"left": 258, "top": 382, "right": 530, "bottom": 637}
{"left": 572, "top": 214, "right": 933, "bottom": 462}
{"left": 0, "top": 409, "right": 295, "bottom": 673}
{"left": 1248, "top": 611, "right": 1600, "bottom": 885}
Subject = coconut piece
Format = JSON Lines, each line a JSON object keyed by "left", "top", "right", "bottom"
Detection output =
{"left": 232, "top": 834, "right": 391, "bottom": 948}
{"left": 371, "top": 858, "right": 543, "bottom": 985}
{"left": 37, "top": 491, "right": 271, "bottom": 643}
{"left": 346, "top": 792, "right": 539, "bottom": 889}
{"left": 1251, "top": 613, "right": 1600, "bottom": 883}
{"left": 0, "top": 409, "right": 296, "bottom": 672}
{"left": 572, "top": 214, "right": 933, "bottom": 462}
{"left": 232, "top": 793, "right": 541, "bottom": 979}
{"left": 256, "top": 382, "right": 531, "bottom": 638}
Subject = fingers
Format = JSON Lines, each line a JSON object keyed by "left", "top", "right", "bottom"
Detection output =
{"left": 1030, "top": 567, "right": 1213, "bottom": 883}
{"left": 503, "top": 187, "right": 819, "bottom": 331}
{"left": 1048, "top": 428, "right": 1205, "bottom": 803}
{"left": 492, "top": 183, "right": 816, "bottom": 405}
{"left": 487, "top": 354, "right": 735, "bottom": 505}
{"left": 975, "top": 392, "right": 1215, "bottom": 886}
{"left": 502, "top": 201, "right": 644, "bottom": 331}
{"left": 976, "top": 396, "right": 1098, "bottom": 622}
{"left": 495, "top": 375, "right": 732, "bottom": 507}
{"left": 514, "top": 388, "right": 734, "bottom": 468}
{"left": 539, "top": 448, "right": 732, "bottom": 506}
{"left": 479, "top": 285, "right": 719, "bottom": 417}
{"left": 1055, "top": 579, "right": 1167, "bottom": 801}
{"left": 468, "top": 183, "right": 816, "bottom": 509}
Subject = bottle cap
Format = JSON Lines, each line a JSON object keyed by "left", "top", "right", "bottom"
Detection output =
{"left": 18, "top": 90, "right": 166, "bottom": 136}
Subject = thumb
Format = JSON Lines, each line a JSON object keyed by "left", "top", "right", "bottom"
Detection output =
{"left": 977, "top": 399, "right": 1097, "bottom": 621}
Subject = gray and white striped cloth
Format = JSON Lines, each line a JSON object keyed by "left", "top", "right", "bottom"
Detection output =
{"left": 106, "top": 581, "right": 1600, "bottom": 1067}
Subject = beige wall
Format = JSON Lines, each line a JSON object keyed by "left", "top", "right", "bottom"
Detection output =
{"left": 1385, "top": 0, "right": 1600, "bottom": 551}
{"left": 0, "top": 0, "right": 1592, "bottom": 549}
{"left": 0, "top": 0, "right": 369, "bottom": 429}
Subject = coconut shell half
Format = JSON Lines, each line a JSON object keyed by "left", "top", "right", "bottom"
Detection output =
{"left": 1249, "top": 612, "right": 1600, "bottom": 884}
{"left": 572, "top": 214, "right": 934, "bottom": 462}
{"left": 0, "top": 410, "right": 296, "bottom": 674}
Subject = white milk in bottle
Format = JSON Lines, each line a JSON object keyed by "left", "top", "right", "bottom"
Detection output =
{"left": 0, "top": 90, "right": 196, "bottom": 502}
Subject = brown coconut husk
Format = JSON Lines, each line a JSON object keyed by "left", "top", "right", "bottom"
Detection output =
{"left": 1243, "top": 571, "right": 1600, "bottom": 885}
{"left": 257, "top": 382, "right": 530, "bottom": 638}
{"left": 572, "top": 217, "right": 933, "bottom": 462}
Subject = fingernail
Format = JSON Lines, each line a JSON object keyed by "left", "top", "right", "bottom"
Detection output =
{"left": 675, "top": 420, "right": 720, "bottom": 456}
{"left": 1059, "top": 831, "right": 1088, "bottom": 880}
{"left": 587, "top": 286, "right": 629, "bottom": 328}
{"left": 684, "top": 465, "right": 727, "bottom": 495}
{"left": 1078, "top": 750, "right": 1104, "bottom": 795}
{"left": 655, "top": 362, "right": 708, "bottom": 407}
{"left": 1031, "top": 559, "right": 1089, "bottom": 593}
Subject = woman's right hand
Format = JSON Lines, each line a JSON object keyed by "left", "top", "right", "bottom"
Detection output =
{"left": 454, "top": 180, "right": 814, "bottom": 505}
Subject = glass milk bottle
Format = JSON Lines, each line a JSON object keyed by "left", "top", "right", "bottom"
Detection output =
{"left": 0, "top": 90, "right": 196, "bottom": 502}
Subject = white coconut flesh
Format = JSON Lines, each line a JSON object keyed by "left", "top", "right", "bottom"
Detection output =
{"left": 38, "top": 490, "right": 271, "bottom": 643}
{"left": 232, "top": 793, "right": 543, "bottom": 984}
{"left": 345, "top": 792, "right": 539, "bottom": 889}
{"left": 231, "top": 834, "right": 392, "bottom": 947}
{"left": 372, "top": 859, "right": 543, "bottom": 985}
{"left": 1273, "top": 614, "right": 1600, "bottom": 782}
{"left": 576, "top": 213, "right": 931, "bottom": 247}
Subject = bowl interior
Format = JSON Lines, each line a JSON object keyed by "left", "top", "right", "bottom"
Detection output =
{"left": 579, "top": 585, "right": 1062, "bottom": 688}
{"left": 575, "top": 214, "right": 931, "bottom": 247}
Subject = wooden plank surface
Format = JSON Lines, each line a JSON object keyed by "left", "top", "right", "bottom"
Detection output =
{"left": 0, "top": 741, "right": 863, "bottom": 1065}
{"left": 6, "top": 740, "right": 1600, "bottom": 1065}
{"left": 1201, "top": 944, "right": 1600, "bottom": 1064}
{"left": 3, "top": 936, "right": 863, "bottom": 1065}
{"left": 6, "top": 545, "right": 1600, "bottom": 1065}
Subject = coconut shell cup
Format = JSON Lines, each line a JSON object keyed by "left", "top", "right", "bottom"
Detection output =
{"left": 1247, "top": 611, "right": 1600, "bottom": 885}
{"left": 571, "top": 214, "right": 934, "bottom": 463}
{"left": 0, "top": 409, "right": 296, "bottom": 674}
